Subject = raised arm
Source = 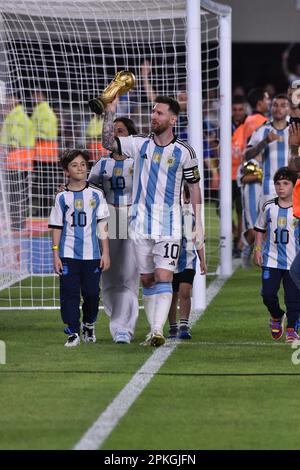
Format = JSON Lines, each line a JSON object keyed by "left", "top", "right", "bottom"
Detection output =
{"left": 288, "top": 122, "right": 300, "bottom": 171}
{"left": 102, "top": 97, "right": 119, "bottom": 152}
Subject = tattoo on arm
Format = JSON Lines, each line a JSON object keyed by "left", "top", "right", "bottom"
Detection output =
{"left": 289, "top": 155, "right": 300, "bottom": 171}
{"left": 102, "top": 109, "right": 117, "bottom": 151}
{"left": 244, "top": 137, "right": 268, "bottom": 161}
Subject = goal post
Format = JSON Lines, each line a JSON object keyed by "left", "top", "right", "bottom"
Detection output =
{"left": 0, "top": 0, "right": 231, "bottom": 309}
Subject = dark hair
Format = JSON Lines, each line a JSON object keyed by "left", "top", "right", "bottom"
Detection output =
{"left": 273, "top": 166, "right": 298, "bottom": 186}
{"left": 60, "top": 149, "right": 90, "bottom": 170}
{"left": 155, "top": 95, "right": 180, "bottom": 116}
{"left": 272, "top": 94, "right": 289, "bottom": 102}
{"left": 114, "top": 117, "right": 138, "bottom": 135}
{"left": 232, "top": 95, "right": 247, "bottom": 105}
{"left": 247, "top": 88, "right": 266, "bottom": 109}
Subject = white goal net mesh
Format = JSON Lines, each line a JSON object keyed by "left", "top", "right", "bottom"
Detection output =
{"left": 0, "top": 0, "right": 224, "bottom": 308}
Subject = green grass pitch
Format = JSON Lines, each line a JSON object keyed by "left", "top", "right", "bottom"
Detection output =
{"left": 1, "top": 266, "right": 300, "bottom": 450}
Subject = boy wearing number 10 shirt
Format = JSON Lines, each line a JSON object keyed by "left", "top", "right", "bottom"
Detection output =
{"left": 48, "top": 149, "right": 110, "bottom": 348}
{"left": 253, "top": 167, "right": 300, "bottom": 343}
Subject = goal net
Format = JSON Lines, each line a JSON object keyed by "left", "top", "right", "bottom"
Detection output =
{"left": 0, "top": 0, "right": 230, "bottom": 309}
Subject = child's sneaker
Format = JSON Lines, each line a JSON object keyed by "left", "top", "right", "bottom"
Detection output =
{"left": 269, "top": 316, "right": 284, "bottom": 341}
{"left": 64, "top": 333, "right": 80, "bottom": 348}
{"left": 82, "top": 323, "right": 96, "bottom": 343}
{"left": 178, "top": 325, "right": 192, "bottom": 340}
{"left": 167, "top": 326, "right": 178, "bottom": 339}
{"left": 285, "top": 328, "right": 299, "bottom": 344}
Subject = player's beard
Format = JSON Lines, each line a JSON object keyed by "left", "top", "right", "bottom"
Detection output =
{"left": 151, "top": 121, "right": 168, "bottom": 136}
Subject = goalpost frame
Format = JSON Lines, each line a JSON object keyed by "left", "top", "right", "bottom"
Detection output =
{"left": 189, "top": 0, "right": 232, "bottom": 310}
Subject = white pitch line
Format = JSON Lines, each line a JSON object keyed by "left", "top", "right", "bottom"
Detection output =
{"left": 74, "top": 272, "right": 235, "bottom": 450}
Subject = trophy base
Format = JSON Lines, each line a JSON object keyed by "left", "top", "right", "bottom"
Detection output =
{"left": 88, "top": 98, "right": 105, "bottom": 115}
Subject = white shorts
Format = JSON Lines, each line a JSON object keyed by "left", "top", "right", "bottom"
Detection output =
{"left": 134, "top": 237, "right": 181, "bottom": 274}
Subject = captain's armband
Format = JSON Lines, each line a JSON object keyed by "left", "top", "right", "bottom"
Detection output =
{"left": 183, "top": 166, "right": 200, "bottom": 183}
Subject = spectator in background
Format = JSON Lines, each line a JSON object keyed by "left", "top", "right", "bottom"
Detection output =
{"left": 31, "top": 90, "right": 59, "bottom": 216}
{"left": 231, "top": 95, "right": 247, "bottom": 258}
{"left": 140, "top": 59, "right": 188, "bottom": 140}
{"left": 243, "top": 88, "right": 270, "bottom": 149}
{"left": 264, "top": 83, "right": 276, "bottom": 101}
{"left": 0, "top": 94, "right": 35, "bottom": 230}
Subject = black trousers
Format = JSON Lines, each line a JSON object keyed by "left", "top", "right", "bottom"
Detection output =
{"left": 261, "top": 267, "right": 300, "bottom": 329}
{"left": 59, "top": 258, "right": 102, "bottom": 334}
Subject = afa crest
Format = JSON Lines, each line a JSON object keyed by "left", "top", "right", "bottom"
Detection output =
{"left": 114, "top": 167, "right": 123, "bottom": 177}
{"left": 75, "top": 199, "right": 84, "bottom": 210}
{"left": 167, "top": 156, "right": 175, "bottom": 167}
{"left": 89, "top": 198, "right": 96, "bottom": 208}
{"left": 278, "top": 217, "right": 286, "bottom": 228}
{"left": 153, "top": 152, "right": 161, "bottom": 164}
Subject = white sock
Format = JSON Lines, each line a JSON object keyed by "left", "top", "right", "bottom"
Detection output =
{"left": 142, "top": 286, "right": 156, "bottom": 330}
{"left": 152, "top": 283, "right": 173, "bottom": 335}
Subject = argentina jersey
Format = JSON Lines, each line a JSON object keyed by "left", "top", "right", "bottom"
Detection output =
{"left": 176, "top": 205, "right": 197, "bottom": 273}
{"left": 88, "top": 157, "right": 134, "bottom": 206}
{"left": 48, "top": 184, "right": 109, "bottom": 260}
{"left": 117, "top": 134, "right": 200, "bottom": 240}
{"left": 238, "top": 159, "right": 262, "bottom": 232}
{"left": 254, "top": 198, "right": 300, "bottom": 269}
{"left": 247, "top": 122, "right": 289, "bottom": 197}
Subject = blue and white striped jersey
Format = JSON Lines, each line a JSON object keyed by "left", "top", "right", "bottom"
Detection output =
{"left": 117, "top": 134, "right": 200, "bottom": 239}
{"left": 247, "top": 122, "right": 289, "bottom": 197}
{"left": 176, "top": 204, "right": 197, "bottom": 273}
{"left": 255, "top": 198, "right": 300, "bottom": 269}
{"left": 88, "top": 157, "right": 134, "bottom": 206}
{"left": 48, "top": 183, "right": 109, "bottom": 260}
{"left": 237, "top": 159, "right": 262, "bottom": 232}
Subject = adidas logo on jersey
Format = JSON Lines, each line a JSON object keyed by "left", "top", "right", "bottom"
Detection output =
{"left": 169, "top": 260, "right": 176, "bottom": 266}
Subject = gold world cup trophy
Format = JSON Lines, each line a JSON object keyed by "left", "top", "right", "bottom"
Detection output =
{"left": 89, "top": 71, "right": 135, "bottom": 115}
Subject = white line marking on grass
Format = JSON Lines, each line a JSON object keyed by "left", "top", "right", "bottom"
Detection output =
{"left": 74, "top": 273, "right": 235, "bottom": 450}
{"left": 176, "top": 340, "right": 288, "bottom": 347}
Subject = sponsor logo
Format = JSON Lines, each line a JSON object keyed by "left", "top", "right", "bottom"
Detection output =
{"left": 90, "top": 198, "right": 96, "bottom": 208}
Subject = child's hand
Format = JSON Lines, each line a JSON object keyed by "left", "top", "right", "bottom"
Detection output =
{"left": 197, "top": 247, "right": 207, "bottom": 275}
{"left": 100, "top": 253, "right": 110, "bottom": 272}
{"left": 200, "top": 258, "right": 207, "bottom": 275}
{"left": 253, "top": 250, "right": 262, "bottom": 267}
{"left": 53, "top": 255, "right": 63, "bottom": 275}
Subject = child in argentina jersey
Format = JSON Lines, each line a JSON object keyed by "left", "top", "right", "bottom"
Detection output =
{"left": 49, "top": 182, "right": 109, "bottom": 259}
{"left": 116, "top": 133, "right": 200, "bottom": 240}
{"left": 48, "top": 149, "right": 110, "bottom": 348}
{"left": 253, "top": 166, "right": 300, "bottom": 343}
{"left": 167, "top": 186, "right": 206, "bottom": 340}
{"left": 247, "top": 119, "right": 289, "bottom": 202}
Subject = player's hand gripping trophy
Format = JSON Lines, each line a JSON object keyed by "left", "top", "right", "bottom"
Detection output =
{"left": 89, "top": 71, "right": 135, "bottom": 115}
